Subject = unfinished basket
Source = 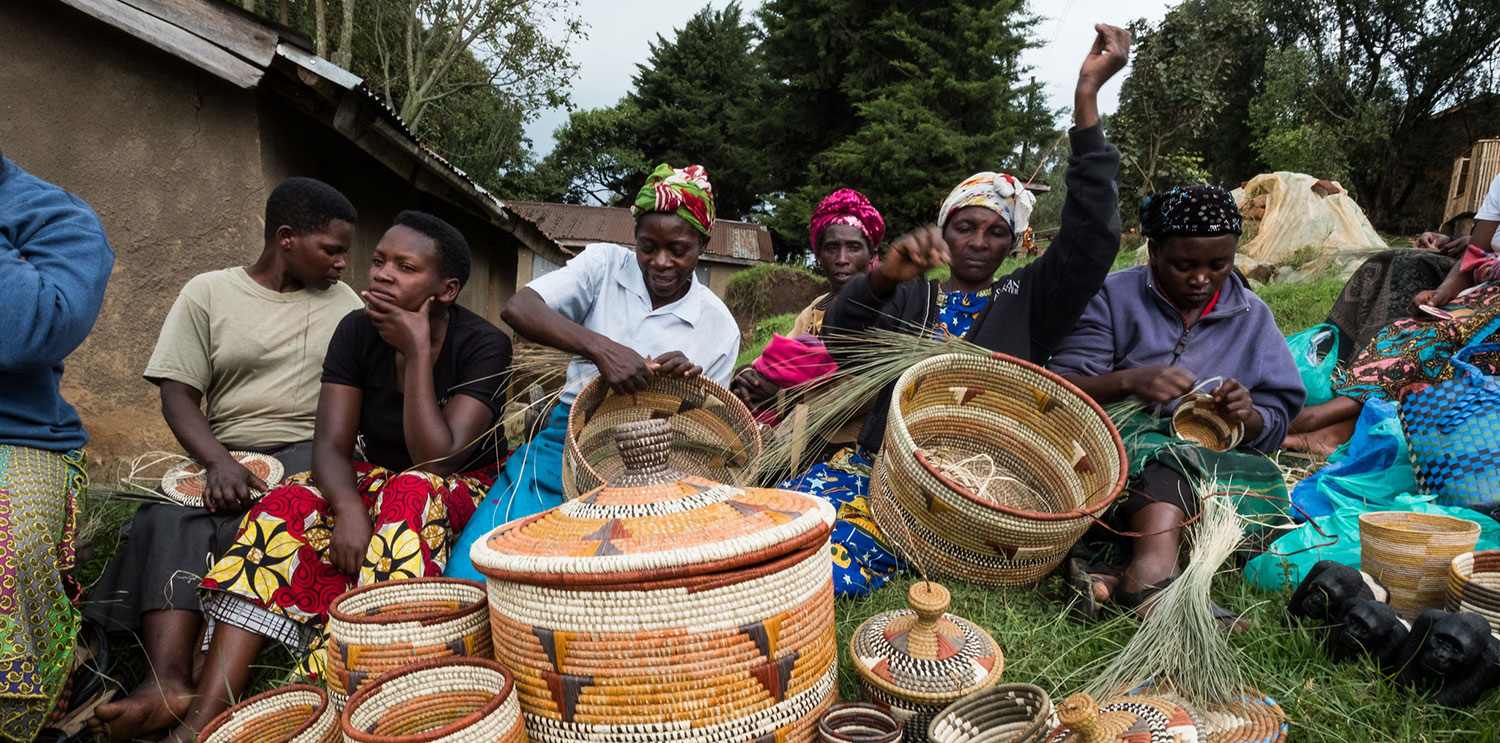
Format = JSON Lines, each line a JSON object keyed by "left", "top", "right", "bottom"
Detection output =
{"left": 326, "top": 578, "right": 491, "bottom": 703}
{"left": 870, "top": 353, "right": 1126, "bottom": 586}
{"left": 160, "top": 451, "right": 283, "bottom": 507}
{"left": 340, "top": 657, "right": 526, "bottom": 743}
{"left": 1359, "top": 511, "right": 1481, "bottom": 619}
{"left": 563, "top": 374, "right": 761, "bottom": 499}
{"left": 819, "top": 702, "right": 904, "bottom": 743}
{"left": 1170, "top": 395, "right": 1244, "bottom": 452}
{"left": 1446, "top": 551, "right": 1500, "bottom": 633}
{"left": 926, "top": 684, "right": 1052, "bottom": 743}
{"left": 472, "top": 418, "right": 838, "bottom": 743}
{"left": 198, "top": 684, "right": 339, "bottom": 743}
{"left": 851, "top": 582, "right": 1003, "bottom": 743}
{"left": 1040, "top": 692, "right": 1200, "bottom": 743}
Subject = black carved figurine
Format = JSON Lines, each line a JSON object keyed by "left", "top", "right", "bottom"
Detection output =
{"left": 1326, "top": 598, "right": 1408, "bottom": 671}
{"left": 1289, "top": 560, "right": 1382, "bottom": 627}
{"left": 1393, "top": 610, "right": 1500, "bottom": 707}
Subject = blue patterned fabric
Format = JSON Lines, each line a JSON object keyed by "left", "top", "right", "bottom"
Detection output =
{"left": 778, "top": 447, "right": 903, "bottom": 597}
{"left": 935, "top": 289, "right": 991, "bottom": 341}
{"left": 1400, "top": 317, "right": 1500, "bottom": 510}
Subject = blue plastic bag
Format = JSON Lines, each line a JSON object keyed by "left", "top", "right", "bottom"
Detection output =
{"left": 1290, "top": 399, "right": 1417, "bottom": 521}
{"left": 1285, "top": 324, "right": 1339, "bottom": 406}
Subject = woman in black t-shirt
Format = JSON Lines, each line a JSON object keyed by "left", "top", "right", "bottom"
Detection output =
{"left": 164, "top": 211, "right": 511, "bottom": 743}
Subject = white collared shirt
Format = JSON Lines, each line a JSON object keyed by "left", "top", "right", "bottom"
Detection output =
{"left": 528, "top": 242, "right": 740, "bottom": 404}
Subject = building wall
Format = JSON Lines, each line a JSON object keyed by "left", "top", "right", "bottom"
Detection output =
{"left": 708, "top": 263, "right": 748, "bottom": 297}
{"left": 1, "top": 0, "right": 268, "bottom": 476}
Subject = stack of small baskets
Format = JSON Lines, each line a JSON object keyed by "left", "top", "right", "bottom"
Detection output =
{"left": 870, "top": 352, "right": 1126, "bottom": 585}
{"left": 1359, "top": 511, "right": 1481, "bottom": 618}
{"left": 1446, "top": 550, "right": 1500, "bottom": 633}
{"left": 472, "top": 418, "right": 838, "bottom": 743}
{"left": 563, "top": 374, "right": 761, "bottom": 499}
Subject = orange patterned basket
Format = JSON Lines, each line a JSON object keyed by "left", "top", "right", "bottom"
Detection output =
{"left": 471, "top": 418, "right": 838, "bottom": 743}
{"left": 198, "top": 684, "right": 339, "bottom": 743}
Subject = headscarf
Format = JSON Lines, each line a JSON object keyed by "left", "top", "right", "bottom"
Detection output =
{"left": 631, "top": 163, "right": 715, "bottom": 236}
{"left": 938, "top": 172, "right": 1036, "bottom": 235}
{"left": 1139, "top": 185, "right": 1243, "bottom": 241}
{"left": 808, "top": 189, "right": 886, "bottom": 251}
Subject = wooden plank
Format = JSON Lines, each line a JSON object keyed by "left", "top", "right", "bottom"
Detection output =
{"left": 57, "top": 0, "right": 262, "bottom": 88}
{"left": 117, "top": 0, "right": 277, "bottom": 67}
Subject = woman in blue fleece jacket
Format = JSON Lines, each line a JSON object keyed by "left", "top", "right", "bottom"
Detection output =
{"left": 1048, "top": 185, "right": 1304, "bottom": 631}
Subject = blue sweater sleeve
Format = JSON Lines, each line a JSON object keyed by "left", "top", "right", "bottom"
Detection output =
{"left": 1244, "top": 303, "right": 1307, "bottom": 453}
{"left": 0, "top": 170, "right": 114, "bottom": 372}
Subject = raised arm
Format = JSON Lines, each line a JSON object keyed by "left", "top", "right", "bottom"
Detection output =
{"left": 0, "top": 191, "right": 113, "bottom": 371}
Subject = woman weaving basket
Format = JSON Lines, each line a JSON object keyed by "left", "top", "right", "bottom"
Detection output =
{"left": 783, "top": 24, "right": 1132, "bottom": 597}
{"left": 1047, "top": 185, "right": 1305, "bottom": 631}
{"left": 166, "top": 212, "right": 512, "bottom": 743}
{"left": 446, "top": 164, "right": 740, "bottom": 581}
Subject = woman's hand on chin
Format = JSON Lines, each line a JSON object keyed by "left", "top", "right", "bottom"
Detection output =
{"left": 364, "top": 292, "right": 433, "bottom": 357}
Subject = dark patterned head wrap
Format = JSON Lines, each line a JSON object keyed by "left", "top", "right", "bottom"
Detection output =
{"left": 1139, "top": 185, "right": 1242, "bottom": 241}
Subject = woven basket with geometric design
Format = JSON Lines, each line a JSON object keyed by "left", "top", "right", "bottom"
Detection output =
{"left": 198, "top": 684, "right": 340, "bottom": 743}
{"left": 871, "top": 353, "right": 1126, "bottom": 586}
{"left": 340, "top": 657, "right": 526, "bottom": 743}
{"left": 1399, "top": 316, "right": 1500, "bottom": 510}
{"left": 1359, "top": 511, "right": 1480, "bottom": 619}
{"left": 1446, "top": 550, "right": 1500, "bottom": 634}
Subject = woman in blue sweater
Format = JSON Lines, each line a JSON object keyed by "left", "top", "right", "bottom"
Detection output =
{"left": 1048, "top": 185, "right": 1304, "bottom": 631}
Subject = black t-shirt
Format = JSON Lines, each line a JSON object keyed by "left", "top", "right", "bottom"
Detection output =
{"left": 321, "top": 304, "right": 511, "bottom": 471}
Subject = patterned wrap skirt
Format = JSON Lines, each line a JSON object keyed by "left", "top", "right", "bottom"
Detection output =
{"left": 200, "top": 463, "right": 493, "bottom": 677}
{"left": 0, "top": 446, "right": 84, "bottom": 741}
{"left": 779, "top": 447, "right": 903, "bottom": 597}
{"left": 1332, "top": 282, "right": 1500, "bottom": 404}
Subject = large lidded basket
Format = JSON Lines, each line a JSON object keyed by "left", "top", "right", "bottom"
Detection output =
{"left": 563, "top": 374, "right": 761, "bottom": 499}
{"left": 851, "top": 582, "right": 1004, "bottom": 743}
{"left": 198, "top": 684, "right": 340, "bottom": 743}
{"left": 472, "top": 418, "right": 839, "bottom": 743}
{"left": 871, "top": 353, "right": 1126, "bottom": 585}
{"left": 1359, "top": 511, "right": 1481, "bottom": 619}
{"left": 326, "top": 578, "right": 491, "bottom": 703}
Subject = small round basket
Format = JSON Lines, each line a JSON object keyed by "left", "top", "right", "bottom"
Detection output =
{"left": 927, "top": 684, "right": 1052, "bottom": 743}
{"left": 1359, "top": 511, "right": 1481, "bottom": 619}
{"left": 160, "top": 451, "right": 284, "bottom": 507}
{"left": 326, "top": 578, "right": 490, "bottom": 704}
{"left": 820, "top": 702, "right": 904, "bottom": 743}
{"left": 1196, "top": 686, "right": 1287, "bottom": 743}
{"left": 871, "top": 352, "right": 1126, "bottom": 586}
{"left": 1169, "top": 395, "right": 1244, "bottom": 452}
{"left": 198, "top": 684, "right": 339, "bottom": 743}
{"left": 563, "top": 374, "right": 761, "bottom": 499}
{"left": 1446, "top": 551, "right": 1500, "bottom": 633}
{"left": 1041, "top": 692, "right": 1200, "bottom": 743}
{"left": 340, "top": 657, "right": 526, "bottom": 743}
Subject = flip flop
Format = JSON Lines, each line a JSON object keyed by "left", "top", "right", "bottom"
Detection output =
{"left": 1062, "top": 559, "right": 1120, "bottom": 624}
{"left": 37, "top": 622, "right": 122, "bottom": 742}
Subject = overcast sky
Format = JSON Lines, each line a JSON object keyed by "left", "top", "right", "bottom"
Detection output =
{"left": 524, "top": 0, "right": 1176, "bottom": 155}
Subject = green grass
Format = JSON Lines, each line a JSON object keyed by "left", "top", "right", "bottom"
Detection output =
{"left": 1256, "top": 278, "right": 1346, "bottom": 335}
{"left": 736, "top": 312, "right": 798, "bottom": 368}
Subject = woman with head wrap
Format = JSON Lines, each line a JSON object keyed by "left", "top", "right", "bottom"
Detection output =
{"left": 794, "top": 24, "right": 1132, "bottom": 597}
{"left": 1049, "top": 184, "right": 1305, "bottom": 631}
{"left": 446, "top": 164, "right": 740, "bottom": 581}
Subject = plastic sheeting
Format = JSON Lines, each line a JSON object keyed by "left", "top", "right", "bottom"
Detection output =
{"left": 1232, "top": 172, "right": 1389, "bottom": 266}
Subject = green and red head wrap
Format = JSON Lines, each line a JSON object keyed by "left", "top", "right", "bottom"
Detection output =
{"left": 631, "top": 163, "right": 715, "bottom": 236}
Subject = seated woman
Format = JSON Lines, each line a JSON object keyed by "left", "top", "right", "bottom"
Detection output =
{"left": 730, "top": 188, "right": 882, "bottom": 432}
{"left": 446, "top": 164, "right": 739, "bottom": 581}
{"left": 161, "top": 211, "right": 511, "bottom": 743}
{"left": 86, "top": 177, "right": 362, "bottom": 741}
{"left": 1048, "top": 185, "right": 1305, "bottom": 631}
{"left": 783, "top": 24, "right": 1132, "bottom": 597}
{"left": 1290, "top": 172, "right": 1500, "bottom": 453}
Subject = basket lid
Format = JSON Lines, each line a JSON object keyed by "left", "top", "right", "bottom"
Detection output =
{"left": 1043, "top": 692, "right": 1202, "bottom": 743}
{"left": 850, "top": 582, "right": 1004, "bottom": 704}
{"left": 472, "top": 418, "right": 833, "bottom": 586}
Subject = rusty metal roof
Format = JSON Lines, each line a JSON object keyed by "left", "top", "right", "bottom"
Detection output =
{"left": 505, "top": 201, "right": 773, "bottom": 263}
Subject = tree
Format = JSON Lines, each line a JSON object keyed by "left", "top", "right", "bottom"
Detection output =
{"left": 756, "top": 0, "right": 1050, "bottom": 260}
{"left": 540, "top": 103, "right": 649, "bottom": 205}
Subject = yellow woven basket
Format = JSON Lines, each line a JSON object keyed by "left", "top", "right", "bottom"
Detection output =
{"left": 1359, "top": 511, "right": 1481, "bottom": 619}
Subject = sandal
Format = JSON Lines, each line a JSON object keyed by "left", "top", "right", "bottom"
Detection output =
{"left": 37, "top": 622, "right": 121, "bottom": 742}
{"left": 1062, "top": 559, "right": 1120, "bottom": 624}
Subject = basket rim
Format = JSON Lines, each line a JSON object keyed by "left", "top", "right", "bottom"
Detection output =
{"left": 327, "top": 577, "right": 487, "bottom": 626}
{"left": 339, "top": 656, "right": 515, "bottom": 743}
{"left": 563, "top": 374, "right": 762, "bottom": 489}
{"left": 892, "top": 351, "right": 1127, "bottom": 520}
{"left": 198, "top": 683, "right": 330, "bottom": 743}
{"left": 1358, "top": 510, "right": 1483, "bottom": 535}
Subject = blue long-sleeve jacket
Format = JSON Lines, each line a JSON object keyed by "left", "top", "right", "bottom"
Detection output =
{"left": 0, "top": 157, "right": 114, "bottom": 450}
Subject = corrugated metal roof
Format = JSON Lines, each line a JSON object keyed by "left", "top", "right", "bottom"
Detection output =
{"left": 505, "top": 201, "right": 773, "bottom": 263}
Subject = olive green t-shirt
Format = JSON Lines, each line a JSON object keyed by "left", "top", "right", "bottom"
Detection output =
{"left": 144, "top": 267, "right": 363, "bottom": 449}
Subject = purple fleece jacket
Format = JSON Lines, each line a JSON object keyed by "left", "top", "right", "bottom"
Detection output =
{"left": 1047, "top": 265, "right": 1306, "bottom": 453}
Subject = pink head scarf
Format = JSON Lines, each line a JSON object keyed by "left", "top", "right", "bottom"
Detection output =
{"left": 808, "top": 189, "right": 886, "bottom": 252}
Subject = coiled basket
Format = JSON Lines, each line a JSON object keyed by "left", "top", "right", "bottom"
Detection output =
{"left": 1447, "top": 550, "right": 1500, "bottom": 633}
{"left": 340, "top": 657, "right": 527, "bottom": 743}
{"left": 870, "top": 353, "right": 1126, "bottom": 585}
{"left": 198, "top": 684, "right": 340, "bottom": 743}
{"left": 326, "top": 577, "right": 491, "bottom": 704}
{"left": 1359, "top": 511, "right": 1480, "bottom": 619}
{"left": 563, "top": 374, "right": 760, "bottom": 499}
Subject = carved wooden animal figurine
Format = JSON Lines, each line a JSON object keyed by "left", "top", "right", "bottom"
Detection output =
{"left": 1325, "top": 598, "right": 1408, "bottom": 671}
{"left": 1288, "top": 560, "right": 1380, "bottom": 627}
{"left": 1394, "top": 610, "right": 1500, "bottom": 707}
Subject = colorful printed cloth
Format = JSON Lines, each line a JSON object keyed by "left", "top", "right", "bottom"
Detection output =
{"left": 1324, "top": 249, "right": 1457, "bottom": 366}
{"left": 631, "top": 163, "right": 715, "bottom": 236}
{"left": 938, "top": 172, "right": 1036, "bottom": 234}
{"left": 748, "top": 334, "right": 841, "bottom": 427}
{"left": 1333, "top": 282, "right": 1500, "bottom": 404}
{"left": 936, "top": 289, "right": 991, "bottom": 341}
{"left": 0, "top": 446, "right": 84, "bottom": 740}
{"left": 1111, "top": 408, "right": 1289, "bottom": 522}
{"left": 1461, "top": 243, "right": 1500, "bottom": 284}
{"left": 201, "top": 463, "right": 493, "bottom": 676}
{"left": 779, "top": 447, "right": 902, "bottom": 597}
{"left": 1139, "top": 185, "right": 1243, "bottom": 240}
{"left": 809, "top": 188, "right": 885, "bottom": 250}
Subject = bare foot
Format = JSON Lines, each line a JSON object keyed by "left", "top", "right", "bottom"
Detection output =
{"left": 89, "top": 677, "right": 192, "bottom": 741}
{"left": 1283, "top": 418, "right": 1357, "bottom": 456}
